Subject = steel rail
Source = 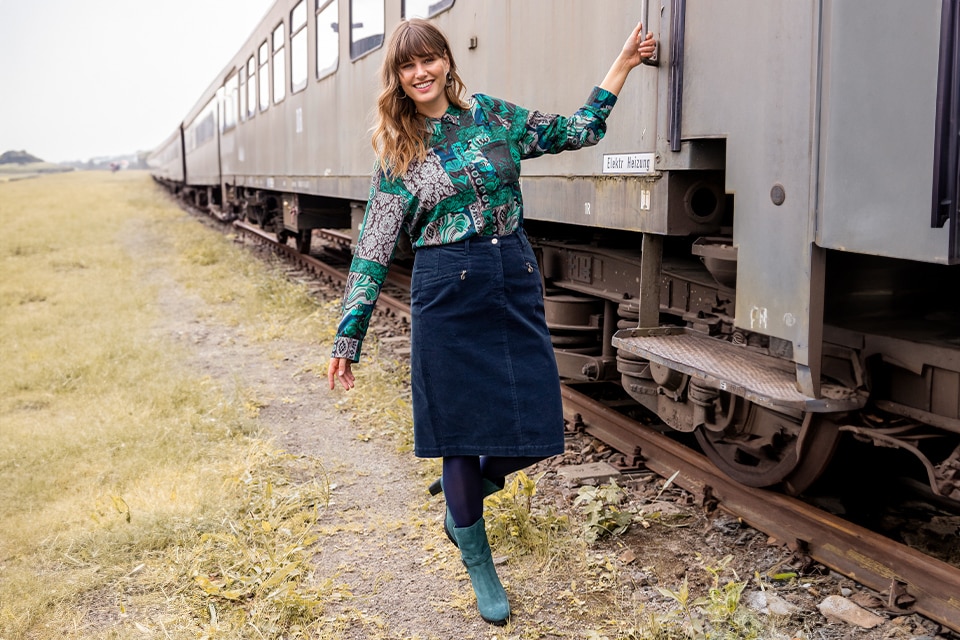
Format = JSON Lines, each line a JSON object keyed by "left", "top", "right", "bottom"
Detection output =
{"left": 232, "top": 220, "right": 410, "bottom": 321}
{"left": 561, "top": 384, "right": 960, "bottom": 633}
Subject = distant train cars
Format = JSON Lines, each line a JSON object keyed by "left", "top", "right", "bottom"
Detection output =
{"left": 146, "top": 128, "right": 183, "bottom": 185}
{"left": 150, "top": 0, "right": 960, "bottom": 500}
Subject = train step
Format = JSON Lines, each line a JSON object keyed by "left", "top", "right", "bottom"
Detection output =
{"left": 611, "top": 327, "right": 863, "bottom": 413}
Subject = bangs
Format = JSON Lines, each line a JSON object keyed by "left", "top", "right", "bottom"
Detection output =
{"left": 392, "top": 23, "right": 445, "bottom": 67}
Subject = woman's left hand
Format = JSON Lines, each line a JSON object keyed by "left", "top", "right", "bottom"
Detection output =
{"left": 328, "top": 357, "right": 355, "bottom": 391}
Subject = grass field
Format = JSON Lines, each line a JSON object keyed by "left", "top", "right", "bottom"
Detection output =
{"left": 0, "top": 171, "right": 338, "bottom": 638}
{"left": 0, "top": 162, "right": 74, "bottom": 182}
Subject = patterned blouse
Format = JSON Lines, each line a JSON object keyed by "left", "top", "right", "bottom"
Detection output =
{"left": 332, "top": 86, "right": 618, "bottom": 361}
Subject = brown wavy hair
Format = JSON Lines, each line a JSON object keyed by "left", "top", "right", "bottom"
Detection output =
{"left": 372, "top": 19, "right": 468, "bottom": 177}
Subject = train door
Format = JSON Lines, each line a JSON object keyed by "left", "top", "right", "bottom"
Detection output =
{"left": 933, "top": 0, "right": 960, "bottom": 261}
{"left": 818, "top": 0, "right": 959, "bottom": 265}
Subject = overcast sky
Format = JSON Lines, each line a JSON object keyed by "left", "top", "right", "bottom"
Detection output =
{"left": 0, "top": 0, "right": 275, "bottom": 163}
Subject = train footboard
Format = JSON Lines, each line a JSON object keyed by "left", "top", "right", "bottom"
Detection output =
{"left": 612, "top": 327, "right": 865, "bottom": 413}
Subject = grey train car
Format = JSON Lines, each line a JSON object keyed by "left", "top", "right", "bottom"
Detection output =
{"left": 150, "top": 0, "right": 960, "bottom": 499}
{"left": 145, "top": 128, "right": 184, "bottom": 187}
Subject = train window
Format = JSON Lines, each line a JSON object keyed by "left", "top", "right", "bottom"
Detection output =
{"left": 258, "top": 41, "right": 270, "bottom": 112}
{"left": 273, "top": 23, "right": 286, "bottom": 104}
{"left": 247, "top": 56, "right": 257, "bottom": 118}
{"left": 222, "top": 72, "right": 238, "bottom": 132}
{"left": 189, "top": 98, "right": 217, "bottom": 151}
{"left": 349, "top": 0, "right": 383, "bottom": 60}
{"left": 291, "top": 1, "right": 308, "bottom": 93}
{"left": 316, "top": 0, "right": 339, "bottom": 79}
{"left": 402, "top": 0, "right": 453, "bottom": 19}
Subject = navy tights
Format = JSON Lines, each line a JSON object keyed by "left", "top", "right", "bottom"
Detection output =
{"left": 442, "top": 455, "right": 545, "bottom": 528}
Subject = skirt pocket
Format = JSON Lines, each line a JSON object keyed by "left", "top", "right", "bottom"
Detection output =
{"left": 411, "top": 243, "right": 471, "bottom": 293}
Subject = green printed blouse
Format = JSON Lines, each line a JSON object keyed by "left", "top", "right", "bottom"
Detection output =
{"left": 332, "top": 86, "right": 618, "bottom": 361}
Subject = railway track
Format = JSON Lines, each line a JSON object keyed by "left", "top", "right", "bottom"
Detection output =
{"left": 235, "top": 220, "right": 411, "bottom": 322}
{"left": 233, "top": 219, "right": 960, "bottom": 634}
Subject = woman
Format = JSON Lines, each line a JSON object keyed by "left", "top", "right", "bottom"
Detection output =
{"left": 329, "top": 17, "right": 656, "bottom": 625}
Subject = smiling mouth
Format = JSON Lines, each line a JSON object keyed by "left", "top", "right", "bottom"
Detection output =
{"left": 413, "top": 80, "right": 434, "bottom": 90}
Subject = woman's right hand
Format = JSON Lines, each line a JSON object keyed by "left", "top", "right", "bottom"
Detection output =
{"left": 600, "top": 22, "right": 658, "bottom": 96}
{"left": 328, "top": 357, "right": 355, "bottom": 391}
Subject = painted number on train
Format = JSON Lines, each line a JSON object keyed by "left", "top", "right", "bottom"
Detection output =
{"left": 602, "top": 152, "right": 655, "bottom": 175}
{"left": 750, "top": 306, "right": 768, "bottom": 330}
{"left": 640, "top": 189, "right": 651, "bottom": 210}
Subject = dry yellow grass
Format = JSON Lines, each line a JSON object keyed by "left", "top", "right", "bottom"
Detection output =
{"left": 0, "top": 171, "right": 334, "bottom": 638}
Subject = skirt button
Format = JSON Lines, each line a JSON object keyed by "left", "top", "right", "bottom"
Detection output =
{"left": 491, "top": 237, "right": 499, "bottom": 245}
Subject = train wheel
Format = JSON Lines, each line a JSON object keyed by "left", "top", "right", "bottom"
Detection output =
{"left": 295, "top": 230, "right": 312, "bottom": 254}
{"left": 779, "top": 415, "right": 842, "bottom": 496}
{"left": 253, "top": 207, "right": 270, "bottom": 228}
{"left": 694, "top": 404, "right": 840, "bottom": 495}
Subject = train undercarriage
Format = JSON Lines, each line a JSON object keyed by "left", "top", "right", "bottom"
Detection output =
{"left": 178, "top": 182, "right": 356, "bottom": 257}
{"left": 525, "top": 220, "right": 960, "bottom": 501}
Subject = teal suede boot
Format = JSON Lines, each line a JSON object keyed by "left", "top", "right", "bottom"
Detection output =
{"left": 452, "top": 517, "right": 510, "bottom": 625}
{"left": 429, "top": 477, "right": 504, "bottom": 547}
{"left": 427, "top": 476, "right": 504, "bottom": 498}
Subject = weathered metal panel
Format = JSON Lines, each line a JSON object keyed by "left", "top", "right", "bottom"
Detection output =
{"left": 447, "top": 1, "right": 670, "bottom": 230}
{"left": 677, "top": 0, "right": 824, "bottom": 374}
{"left": 818, "top": 0, "right": 953, "bottom": 264}
{"left": 522, "top": 169, "right": 723, "bottom": 235}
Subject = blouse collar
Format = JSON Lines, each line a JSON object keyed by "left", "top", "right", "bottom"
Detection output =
{"left": 425, "top": 103, "right": 463, "bottom": 125}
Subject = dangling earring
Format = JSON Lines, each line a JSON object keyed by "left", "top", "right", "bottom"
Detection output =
{"left": 396, "top": 86, "right": 407, "bottom": 100}
{"left": 446, "top": 72, "right": 453, "bottom": 88}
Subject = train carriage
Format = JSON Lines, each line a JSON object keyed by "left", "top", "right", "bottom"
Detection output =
{"left": 150, "top": 0, "right": 960, "bottom": 500}
{"left": 145, "top": 127, "right": 184, "bottom": 187}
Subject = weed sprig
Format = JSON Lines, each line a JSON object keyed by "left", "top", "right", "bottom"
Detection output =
{"left": 483, "top": 471, "right": 571, "bottom": 559}
{"left": 184, "top": 443, "right": 339, "bottom": 636}
{"left": 574, "top": 479, "right": 635, "bottom": 543}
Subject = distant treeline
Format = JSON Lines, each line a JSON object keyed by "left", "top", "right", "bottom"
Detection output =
{"left": 0, "top": 150, "right": 44, "bottom": 165}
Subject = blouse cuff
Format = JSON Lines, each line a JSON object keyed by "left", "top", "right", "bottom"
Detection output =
{"left": 586, "top": 86, "right": 618, "bottom": 110}
{"left": 332, "top": 336, "right": 362, "bottom": 363}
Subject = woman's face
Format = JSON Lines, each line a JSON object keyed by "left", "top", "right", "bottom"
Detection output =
{"left": 397, "top": 52, "right": 450, "bottom": 118}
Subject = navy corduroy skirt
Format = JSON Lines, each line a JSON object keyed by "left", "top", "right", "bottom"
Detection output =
{"left": 410, "top": 230, "right": 564, "bottom": 458}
